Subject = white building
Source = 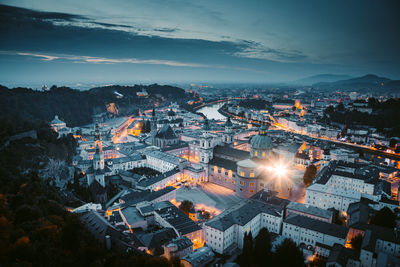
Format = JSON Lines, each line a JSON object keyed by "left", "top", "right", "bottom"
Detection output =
{"left": 204, "top": 199, "right": 283, "bottom": 254}
{"left": 305, "top": 161, "right": 390, "bottom": 213}
{"left": 282, "top": 214, "right": 348, "bottom": 249}
{"left": 145, "top": 150, "right": 188, "bottom": 173}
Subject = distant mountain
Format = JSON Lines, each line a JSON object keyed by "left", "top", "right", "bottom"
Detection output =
{"left": 292, "top": 74, "right": 352, "bottom": 85}
{"left": 313, "top": 74, "right": 399, "bottom": 90}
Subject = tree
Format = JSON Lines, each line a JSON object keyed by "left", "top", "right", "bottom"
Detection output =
{"left": 237, "top": 231, "right": 254, "bottom": 267}
{"left": 179, "top": 200, "right": 193, "bottom": 216}
{"left": 274, "top": 238, "right": 305, "bottom": 267}
{"left": 350, "top": 234, "right": 363, "bottom": 251}
{"left": 254, "top": 228, "right": 272, "bottom": 265}
{"left": 370, "top": 207, "right": 396, "bottom": 229}
{"left": 303, "top": 165, "right": 317, "bottom": 186}
{"left": 337, "top": 103, "right": 345, "bottom": 112}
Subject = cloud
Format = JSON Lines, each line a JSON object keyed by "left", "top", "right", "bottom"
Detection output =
{"left": 3, "top": 50, "right": 276, "bottom": 76}
{"left": 8, "top": 51, "right": 210, "bottom": 67}
{"left": 17, "top": 52, "right": 59, "bottom": 61}
{"left": 234, "top": 41, "right": 307, "bottom": 63}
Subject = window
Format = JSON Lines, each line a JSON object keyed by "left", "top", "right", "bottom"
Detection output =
{"left": 240, "top": 181, "right": 244, "bottom": 185}
{"left": 250, "top": 172, "right": 254, "bottom": 177}
{"left": 262, "top": 152, "right": 265, "bottom": 157}
{"left": 240, "top": 171, "right": 244, "bottom": 176}
{"left": 250, "top": 182, "right": 254, "bottom": 186}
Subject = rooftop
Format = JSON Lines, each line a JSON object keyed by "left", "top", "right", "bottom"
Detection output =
{"left": 286, "top": 202, "right": 333, "bottom": 220}
{"left": 206, "top": 199, "right": 281, "bottom": 231}
{"left": 284, "top": 214, "right": 348, "bottom": 239}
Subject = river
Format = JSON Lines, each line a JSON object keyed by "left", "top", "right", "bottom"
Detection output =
{"left": 197, "top": 103, "right": 227, "bottom": 121}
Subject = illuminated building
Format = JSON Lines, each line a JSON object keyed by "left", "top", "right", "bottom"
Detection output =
{"left": 204, "top": 199, "right": 283, "bottom": 254}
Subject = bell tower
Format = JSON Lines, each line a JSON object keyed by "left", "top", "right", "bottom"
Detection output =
{"left": 223, "top": 117, "right": 234, "bottom": 145}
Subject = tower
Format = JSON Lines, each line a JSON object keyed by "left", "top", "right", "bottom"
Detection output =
{"left": 223, "top": 117, "right": 234, "bottom": 145}
{"left": 150, "top": 108, "right": 157, "bottom": 145}
{"left": 94, "top": 123, "right": 103, "bottom": 152}
{"left": 199, "top": 118, "right": 214, "bottom": 164}
{"left": 93, "top": 124, "right": 104, "bottom": 171}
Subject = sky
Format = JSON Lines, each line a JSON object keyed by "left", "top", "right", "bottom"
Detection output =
{"left": 0, "top": 0, "right": 399, "bottom": 87}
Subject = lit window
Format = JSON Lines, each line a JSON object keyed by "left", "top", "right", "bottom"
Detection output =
{"left": 250, "top": 182, "right": 254, "bottom": 186}
{"left": 240, "top": 171, "right": 244, "bottom": 176}
{"left": 240, "top": 181, "right": 244, "bottom": 185}
{"left": 255, "top": 151, "right": 258, "bottom": 156}
{"left": 250, "top": 172, "right": 254, "bottom": 177}
{"left": 262, "top": 152, "right": 265, "bottom": 157}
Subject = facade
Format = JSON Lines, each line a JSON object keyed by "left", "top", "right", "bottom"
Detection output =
{"left": 204, "top": 199, "right": 283, "bottom": 254}
{"left": 282, "top": 214, "right": 348, "bottom": 249}
{"left": 305, "top": 161, "right": 390, "bottom": 213}
{"left": 198, "top": 123, "right": 292, "bottom": 199}
{"left": 145, "top": 150, "right": 188, "bottom": 173}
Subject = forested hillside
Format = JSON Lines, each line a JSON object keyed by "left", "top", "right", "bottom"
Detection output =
{"left": 0, "top": 84, "right": 188, "bottom": 127}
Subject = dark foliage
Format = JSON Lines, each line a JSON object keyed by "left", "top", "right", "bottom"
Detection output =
{"left": 324, "top": 98, "right": 400, "bottom": 136}
{"left": 0, "top": 84, "right": 187, "bottom": 127}
{"left": 350, "top": 234, "right": 363, "bottom": 251}
{"left": 236, "top": 228, "right": 303, "bottom": 267}
{"left": 0, "top": 119, "right": 176, "bottom": 266}
{"left": 254, "top": 228, "right": 272, "bottom": 264}
{"left": 129, "top": 167, "right": 161, "bottom": 177}
{"left": 303, "top": 165, "right": 317, "bottom": 186}
{"left": 274, "top": 238, "right": 305, "bottom": 267}
{"left": 179, "top": 200, "right": 194, "bottom": 216}
{"left": 238, "top": 99, "right": 271, "bottom": 110}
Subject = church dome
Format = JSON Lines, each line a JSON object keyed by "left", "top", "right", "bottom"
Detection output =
{"left": 250, "top": 125, "right": 273, "bottom": 150}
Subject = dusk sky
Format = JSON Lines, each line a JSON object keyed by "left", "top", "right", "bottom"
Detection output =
{"left": 1, "top": 0, "right": 399, "bottom": 87}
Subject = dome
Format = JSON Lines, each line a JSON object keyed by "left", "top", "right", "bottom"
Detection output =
{"left": 250, "top": 125, "right": 273, "bottom": 150}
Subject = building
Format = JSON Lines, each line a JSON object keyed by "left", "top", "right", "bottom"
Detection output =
{"left": 305, "top": 161, "right": 391, "bottom": 213}
{"left": 154, "top": 124, "right": 179, "bottom": 148}
{"left": 50, "top": 115, "right": 67, "bottom": 132}
{"left": 153, "top": 201, "right": 204, "bottom": 249}
{"left": 204, "top": 199, "right": 283, "bottom": 254}
{"left": 202, "top": 124, "right": 292, "bottom": 199}
{"left": 145, "top": 150, "right": 188, "bottom": 173}
{"left": 163, "top": 237, "right": 193, "bottom": 260}
{"left": 285, "top": 202, "right": 334, "bottom": 223}
{"left": 282, "top": 214, "right": 348, "bottom": 249}
{"left": 181, "top": 246, "right": 215, "bottom": 267}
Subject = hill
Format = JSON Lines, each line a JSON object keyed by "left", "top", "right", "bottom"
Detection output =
{"left": 0, "top": 84, "right": 187, "bottom": 128}
{"left": 313, "top": 74, "right": 399, "bottom": 90}
{"left": 292, "top": 74, "right": 352, "bottom": 85}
